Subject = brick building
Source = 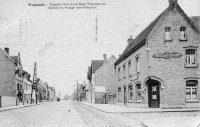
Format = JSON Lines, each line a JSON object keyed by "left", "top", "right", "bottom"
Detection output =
{"left": 114, "top": 0, "right": 200, "bottom": 108}
{"left": 87, "top": 60, "right": 104, "bottom": 103}
{"left": 0, "top": 48, "right": 17, "bottom": 107}
{"left": 95, "top": 54, "right": 117, "bottom": 104}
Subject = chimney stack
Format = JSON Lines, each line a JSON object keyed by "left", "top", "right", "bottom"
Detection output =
{"left": 103, "top": 54, "right": 107, "bottom": 63}
{"left": 168, "top": 0, "right": 178, "bottom": 7}
{"left": 127, "top": 35, "right": 134, "bottom": 45}
{"left": 4, "top": 47, "right": 9, "bottom": 54}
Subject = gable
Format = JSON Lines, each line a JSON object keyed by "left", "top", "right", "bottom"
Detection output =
{"left": 114, "top": 2, "right": 200, "bottom": 67}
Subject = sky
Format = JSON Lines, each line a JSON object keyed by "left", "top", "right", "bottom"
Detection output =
{"left": 0, "top": 0, "right": 199, "bottom": 98}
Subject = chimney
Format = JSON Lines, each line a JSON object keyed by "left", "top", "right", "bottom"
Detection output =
{"left": 168, "top": 0, "right": 178, "bottom": 7}
{"left": 103, "top": 54, "right": 107, "bottom": 63}
{"left": 4, "top": 47, "right": 9, "bottom": 54}
{"left": 127, "top": 35, "right": 134, "bottom": 45}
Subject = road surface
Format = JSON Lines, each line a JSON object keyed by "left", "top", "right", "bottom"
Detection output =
{"left": 0, "top": 100, "right": 142, "bottom": 127}
{"left": 0, "top": 100, "right": 200, "bottom": 127}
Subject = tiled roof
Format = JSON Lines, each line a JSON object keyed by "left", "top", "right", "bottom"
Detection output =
{"left": 114, "top": 4, "right": 200, "bottom": 67}
{"left": 190, "top": 16, "right": 200, "bottom": 28}
{"left": 91, "top": 60, "right": 103, "bottom": 73}
{"left": 10, "top": 56, "right": 18, "bottom": 63}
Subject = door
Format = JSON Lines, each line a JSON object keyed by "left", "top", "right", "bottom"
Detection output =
{"left": 124, "top": 86, "right": 127, "bottom": 105}
{"left": 148, "top": 83, "right": 160, "bottom": 108}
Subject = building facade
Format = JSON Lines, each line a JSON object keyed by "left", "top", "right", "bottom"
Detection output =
{"left": 0, "top": 48, "right": 17, "bottom": 107}
{"left": 95, "top": 54, "right": 117, "bottom": 104}
{"left": 22, "top": 70, "right": 32, "bottom": 104}
{"left": 87, "top": 60, "right": 104, "bottom": 103}
{"left": 115, "top": 0, "right": 200, "bottom": 108}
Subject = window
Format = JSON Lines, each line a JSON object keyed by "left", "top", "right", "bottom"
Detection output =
{"left": 136, "top": 84, "right": 141, "bottom": 102}
{"left": 118, "top": 87, "right": 122, "bottom": 102}
{"left": 136, "top": 57, "right": 140, "bottom": 73}
{"left": 123, "top": 64, "right": 126, "bottom": 78}
{"left": 128, "top": 85, "right": 133, "bottom": 102}
{"left": 185, "top": 49, "right": 197, "bottom": 67}
{"left": 180, "top": 26, "right": 187, "bottom": 40}
{"left": 165, "top": 27, "right": 172, "bottom": 41}
{"left": 186, "top": 80, "right": 198, "bottom": 101}
{"left": 118, "top": 67, "right": 121, "bottom": 79}
{"left": 128, "top": 61, "right": 132, "bottom": 76}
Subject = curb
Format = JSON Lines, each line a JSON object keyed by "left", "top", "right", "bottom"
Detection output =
{"left": 78, "top": 102, "right": 200, "bottom": 114}
{"left": 0, "top": 102, "right": 46, "bottom": 112}
{"left": 79, "top": 102, "right": 109, "bottom": 113}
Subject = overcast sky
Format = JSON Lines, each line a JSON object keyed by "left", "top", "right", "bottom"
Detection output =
{"left": 0, "top": 0, "right": 199, "bottom": 97}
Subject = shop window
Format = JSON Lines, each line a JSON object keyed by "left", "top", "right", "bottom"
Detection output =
{"left": 128, "top": 85, "right": 133, "bottom": 102}
{"left": 165, "top": 27, "right": 172, "bottom": 41}
{"left": 118, "top": 87, "right": 122, "bottom": 102}
{"left": 185, "top": 49, "right": 197, "bottom": 67}
{"left": 135, "top": 84, "right": 141, "bottom": 102}
{"left": 186, "top": 80, "right": 198, "bottom": 101}
{"left": 180, "top": 26, "right": 187, "bottom": 40}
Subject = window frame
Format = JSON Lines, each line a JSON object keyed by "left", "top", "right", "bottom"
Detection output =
{"left": 123, "top": 64, "right": 126, "bottom": 78}
{"left": 135, "top": 56, "right": 140, "bottom": 73}
{"left": 128, "top": 84, "right": 133, "bottom": 102}
{"left": 128, "top": 60, "right": 132, "bottom": 76}
{"left": 179, "top": 26, "right": 187, "bottom": 41}
{"left": 135, "top": 84, "right": 142, "bottom": 102}
{"left": 186, "top": 80, "right": 198, "bottom": 102}
{"left": 185, "top": 49, "right": 197, "bottom": 68}
{"left": 118, "top": 67, "right": 121, "bottom": 80}
{"left": 164, "top": 27, "right": 172, "bottom": 42}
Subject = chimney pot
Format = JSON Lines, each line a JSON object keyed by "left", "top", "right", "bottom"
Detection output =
{"left": 127, "top": 35, "right": 134, "bottom": 45}
{"left": 103, "top": 54, "right": 107, "bottom": 62}
{"left": 4, "top": 47, "right": 9, "bottom": 54}
{"left": 168, "top": 0, "right": 178, "bottom": 6}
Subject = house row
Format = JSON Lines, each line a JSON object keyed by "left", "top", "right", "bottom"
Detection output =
{"left": 0, "top": 47, "right": 56, "bottom": 107}
{"left": 85, "top": 0, "right": 200, "bottom": 108}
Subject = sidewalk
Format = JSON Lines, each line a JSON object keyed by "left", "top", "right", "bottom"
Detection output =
{"left": 80, "top": 102, "right": 200, "bottom": 113}
{"left": 0, "top": 102, "right": 45, "bottom": 112}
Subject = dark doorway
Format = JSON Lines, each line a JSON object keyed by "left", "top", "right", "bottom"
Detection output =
{"left": 124, "top": 86, "right": 127, "bottom": 105}
{"left": 147, "top": 79, "right": 160, "bottom": 108}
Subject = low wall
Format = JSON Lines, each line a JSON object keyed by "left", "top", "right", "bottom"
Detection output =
{"left": 0, "top": 96, "right": 16, "bottom": 107}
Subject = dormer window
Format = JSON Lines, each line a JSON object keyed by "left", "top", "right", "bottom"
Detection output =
{"left": 180, "top": 26, "right": 187, "bottom": 40}
{"left": 165, "top": 27, "right": 172, "bottom": 41}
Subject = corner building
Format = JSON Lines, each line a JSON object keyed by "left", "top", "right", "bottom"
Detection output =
{"left": 114, "top": 0, "right": 200, "bottom": 108}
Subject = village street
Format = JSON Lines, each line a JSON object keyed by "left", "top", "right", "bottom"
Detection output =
{"left": 0, "top": 100, "right": 200, "bottom": 127}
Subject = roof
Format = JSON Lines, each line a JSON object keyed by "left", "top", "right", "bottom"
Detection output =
{"left": 190, "top": 16, "right": 200, "bottom": 28}
{"left": 114, "top": 3, "right": 200, "bottom": 67}
{"left": 0, "top": 48, "right": 15, "bottom": 63}
{"left": 87, "top": 66, "right": 92, "bottom": 80}
{"left": 10, "top": 56, "right": 18, "bottom": 63}
{"left": 91, "top": 60, "right": 103, "bottom": 73}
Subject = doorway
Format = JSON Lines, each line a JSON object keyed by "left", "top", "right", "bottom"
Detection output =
{"left": 147, "top": 80, "right": 160, "bottom": 108}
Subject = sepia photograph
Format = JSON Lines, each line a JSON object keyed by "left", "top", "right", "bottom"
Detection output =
{"left": 0, "top": 0, "right": 200, "bottom": 126}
